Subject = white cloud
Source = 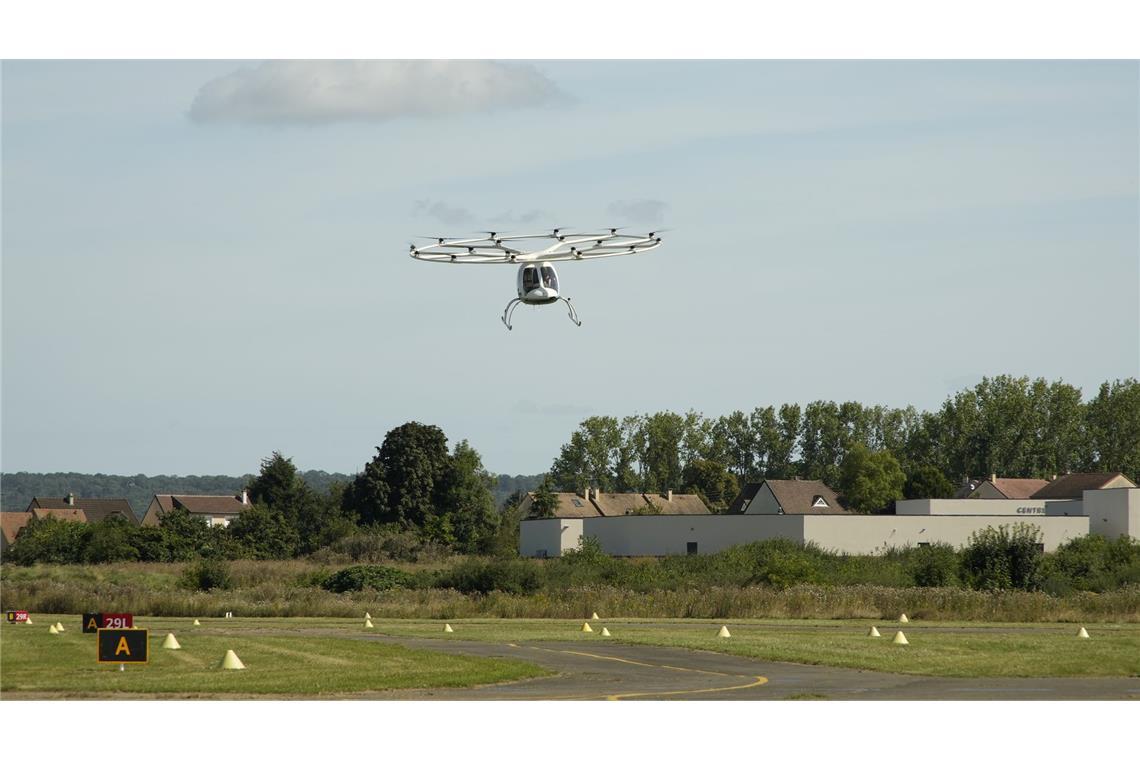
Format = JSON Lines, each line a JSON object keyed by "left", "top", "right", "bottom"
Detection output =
{"left": 607, "top": 199, "right": 668, "bottom": 225}
{"left": 189, "top": 60, "right": 563, "bottom": 125}
{"left": 413, "top": 200, "right": 473, "bottom": 226}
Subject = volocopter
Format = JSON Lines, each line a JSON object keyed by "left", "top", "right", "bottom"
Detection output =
{"left": 409, "top": 227, "right": 664, "bottom": 330}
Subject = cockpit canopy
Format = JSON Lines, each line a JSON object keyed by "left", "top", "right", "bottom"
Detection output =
{"left": 519, "top": 263, "right": 558, "bottom": 296}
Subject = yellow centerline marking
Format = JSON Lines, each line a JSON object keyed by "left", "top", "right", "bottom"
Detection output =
{"left": 605, "top": 676, "right": 769, "bottom": 701}
{"left": 524, "top": 644, "right": 769, "bottom": 700}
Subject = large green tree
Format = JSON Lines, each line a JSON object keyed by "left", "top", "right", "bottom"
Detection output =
{"left": 549, "top": 416, "right": 623, "bottom": 492}
{"left": 1086, "top": 379, "right": 1140, "bottom": 481}
{"left": 838, "top": 443, "right": 906, "bottom": 513}
{"left": 434, "top": 440, "right": 500, "bottom": 554}
{"left": 344, "top": 422, "right": 450, "bottom": 528}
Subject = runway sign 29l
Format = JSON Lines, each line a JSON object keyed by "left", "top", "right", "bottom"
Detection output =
{"left": 84, "top": 613, "right": 134, "bottom": 633}
{"left": 6, "top": 610, "right": 29, "bottom": 624}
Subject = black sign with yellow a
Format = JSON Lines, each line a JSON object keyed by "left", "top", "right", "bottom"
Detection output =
{"left": 83, "top": 613, "right": 104, "bottom": 633}
{"left": 97, "top": 628, "right": 148, "bottom": 663}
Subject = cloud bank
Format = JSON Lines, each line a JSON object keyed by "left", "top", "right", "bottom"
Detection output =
{"left": 607, "top": 199, "right": 668, "bottom": 225}
{"left": 189, "top": 60, "right": 562, "bottom": 125}
{"left": 413, "top": 200, "right": 473, "bottom": 226}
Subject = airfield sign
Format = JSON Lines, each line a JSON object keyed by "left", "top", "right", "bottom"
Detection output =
{"left": 97, "top": 628, "right": 148, "bottom": 664}
{"left": 6, "top": 610, "right": 29, "bottom": 624}
{"left": 84, "top": 613, "right": 134, "bottom": 632}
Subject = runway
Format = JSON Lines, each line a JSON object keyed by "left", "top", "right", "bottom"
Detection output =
{"left": 379, "top": 637, "right": 1140, "bottom": 700}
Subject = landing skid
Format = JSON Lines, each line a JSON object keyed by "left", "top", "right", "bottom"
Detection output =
{"left": 501, "top": 297, "right": 582, "bottom": 331}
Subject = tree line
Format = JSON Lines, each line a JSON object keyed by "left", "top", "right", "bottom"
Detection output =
{"left": 548, "top": 376, "right": 1140, "bottom": 512}
{"left": 4, "top": 422, "right": 528, "bottom": 565}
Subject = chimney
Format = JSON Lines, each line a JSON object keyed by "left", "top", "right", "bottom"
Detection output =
{"left": 241, "top": 489, "right": 249, "bottom": 505}
{"left": 593, "top": 488, "right": 601, "bottom": 500}
{"left": 990, "top": 473, "right": 997, "bottom": 483}
{"left": 1051, "top": 474, "right": 1058, "bottom": 481}
{"left": 666, "top": 489, "right": 673, "bottom": 502}
{"left": 961, "top": 476, "right": 970, "bottom": 487}
{"left": 67, "top": 493, "right": 75, "bottom": 506}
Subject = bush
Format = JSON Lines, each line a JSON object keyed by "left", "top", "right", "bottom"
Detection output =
{"left": 908, "top": 543, "right": 959, "bottom": 587}
{"left": 436, "top": 558, "right": 543, "bottom": 595}
{"left": 960, "top": 525, "right": 1043, "bottom": 591}
{"left": 181, "top": 558, "right": 234, "bottom": 592}
{"left": 320, "top": 564, "right": 414, "bottom": 593}
{"left": 1047, "top": 535, "right": 1140, "bottom": 593}
{"left": 747, "top": 540, "right": 828, "bottom": 589}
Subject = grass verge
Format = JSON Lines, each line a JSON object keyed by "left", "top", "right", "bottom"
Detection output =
{"left": 0, "top": 615, "right": 545, "bottom": 696}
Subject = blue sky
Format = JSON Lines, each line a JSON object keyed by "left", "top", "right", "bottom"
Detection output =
{"left": 2, "top": 60, "right": 1137, "bottom": 477}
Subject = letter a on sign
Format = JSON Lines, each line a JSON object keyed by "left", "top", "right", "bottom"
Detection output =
{"left": 97, "top": 628, "right": 148, "bottom": 663}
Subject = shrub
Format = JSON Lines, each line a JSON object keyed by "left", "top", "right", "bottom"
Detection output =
{"left": 436, "top": 558, "right": 543, "bottom": 595}
{"left": 180, "top": 558, "right": 234, "bottom": 592}
{"left": 320, "top": 564, "right": 414, "bottom": 593}
{"left": 1048, "top": 535, "right": 1140, "bottom": 593}
{"left": 960, "top": 525, "right": 1043, "bottom": 591}
{"left": 747, "top": 539, "right": 828, "bottom": 589}
{"left": 908, "top": 543, "right": 959, "bottom": 587}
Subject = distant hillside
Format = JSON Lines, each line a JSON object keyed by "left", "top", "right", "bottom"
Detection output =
{"left": 1, "top": 470, "right": 546, "bottom": 518}
{"left": 492, "top": 473, "right": 546, "bottom": 507}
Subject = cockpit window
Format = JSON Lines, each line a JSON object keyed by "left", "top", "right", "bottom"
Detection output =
{"left": 522, "top": 267, "right": 539, "bottom": 290}
{"left": 541, "top": 266, "right": 558, "bottom": 290}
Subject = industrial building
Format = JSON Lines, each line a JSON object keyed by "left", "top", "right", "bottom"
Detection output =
{"left": 519, "top": 474, "right": 1138, "bottom": 558}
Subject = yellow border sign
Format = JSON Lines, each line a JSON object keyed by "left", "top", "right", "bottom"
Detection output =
{"left": 96, "top": 628, "right": 149, "bottom": 664}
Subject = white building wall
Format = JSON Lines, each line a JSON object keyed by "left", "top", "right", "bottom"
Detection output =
{"left": 585, "top": 515, "right": 805, "bottom": 556}
{"left": 1081, "top": 488, "right": 1140, "bottom": 539}
{"left": 521, "top": 513, "right": 1095, "bottom": 557}
{"left": 519, "top": 519, "right": 583, "bottom": 558}
{"left": 896, "top": 499, "right": 1059, "bottom": 516}
{"left": 802, "top": 515, "right": 1088, "bottom": 554}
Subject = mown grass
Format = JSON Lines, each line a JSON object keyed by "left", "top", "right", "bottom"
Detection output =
{"left": 354, "top": 617, "right": 1140, "bottom": 679}
{"left": 0, "top": 615, "right": 545, "bottom": 696}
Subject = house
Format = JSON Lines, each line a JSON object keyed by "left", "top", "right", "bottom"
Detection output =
{"left": 968, "top": 476, "right": 1051, "bottom": 500}
{"left": 727, "top": 479, "right": 849, "bottom": 516}
{"left": 519, "top": 488, "right": 710, "bottom": 519}
{"left": 141, "top": 491, "right": 252, "bottom": 527}
{"left": 27, "top": 495, "right": 136, "bottom": 524}
{"left": 3, "top": 507, "right": 88, "bottom": 552}
{"left": 1, "top": 512, "right": 33, "bottom": 552}
{"left": 1032, "top": 472, "right": 1136, "bottom": 500}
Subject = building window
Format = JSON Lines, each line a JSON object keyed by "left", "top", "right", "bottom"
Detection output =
{"left": 917, "top": 542, "right": 930, "bottom": 547}
{"left": 686, "top": 542, "right": 698, "bottom": 555}
{"left": 811, "top": 496, "right": 829, "bottom": 508}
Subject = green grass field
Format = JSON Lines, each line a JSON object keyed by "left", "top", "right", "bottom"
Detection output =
{"left": 3, "top": 614, "right": 1137, "bottom": 697}
{"left": 354, "top": 616, "right": 1140, "bottom": 678}
{"left": 0, "top": 615, "right": 545, "bottom": 697}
